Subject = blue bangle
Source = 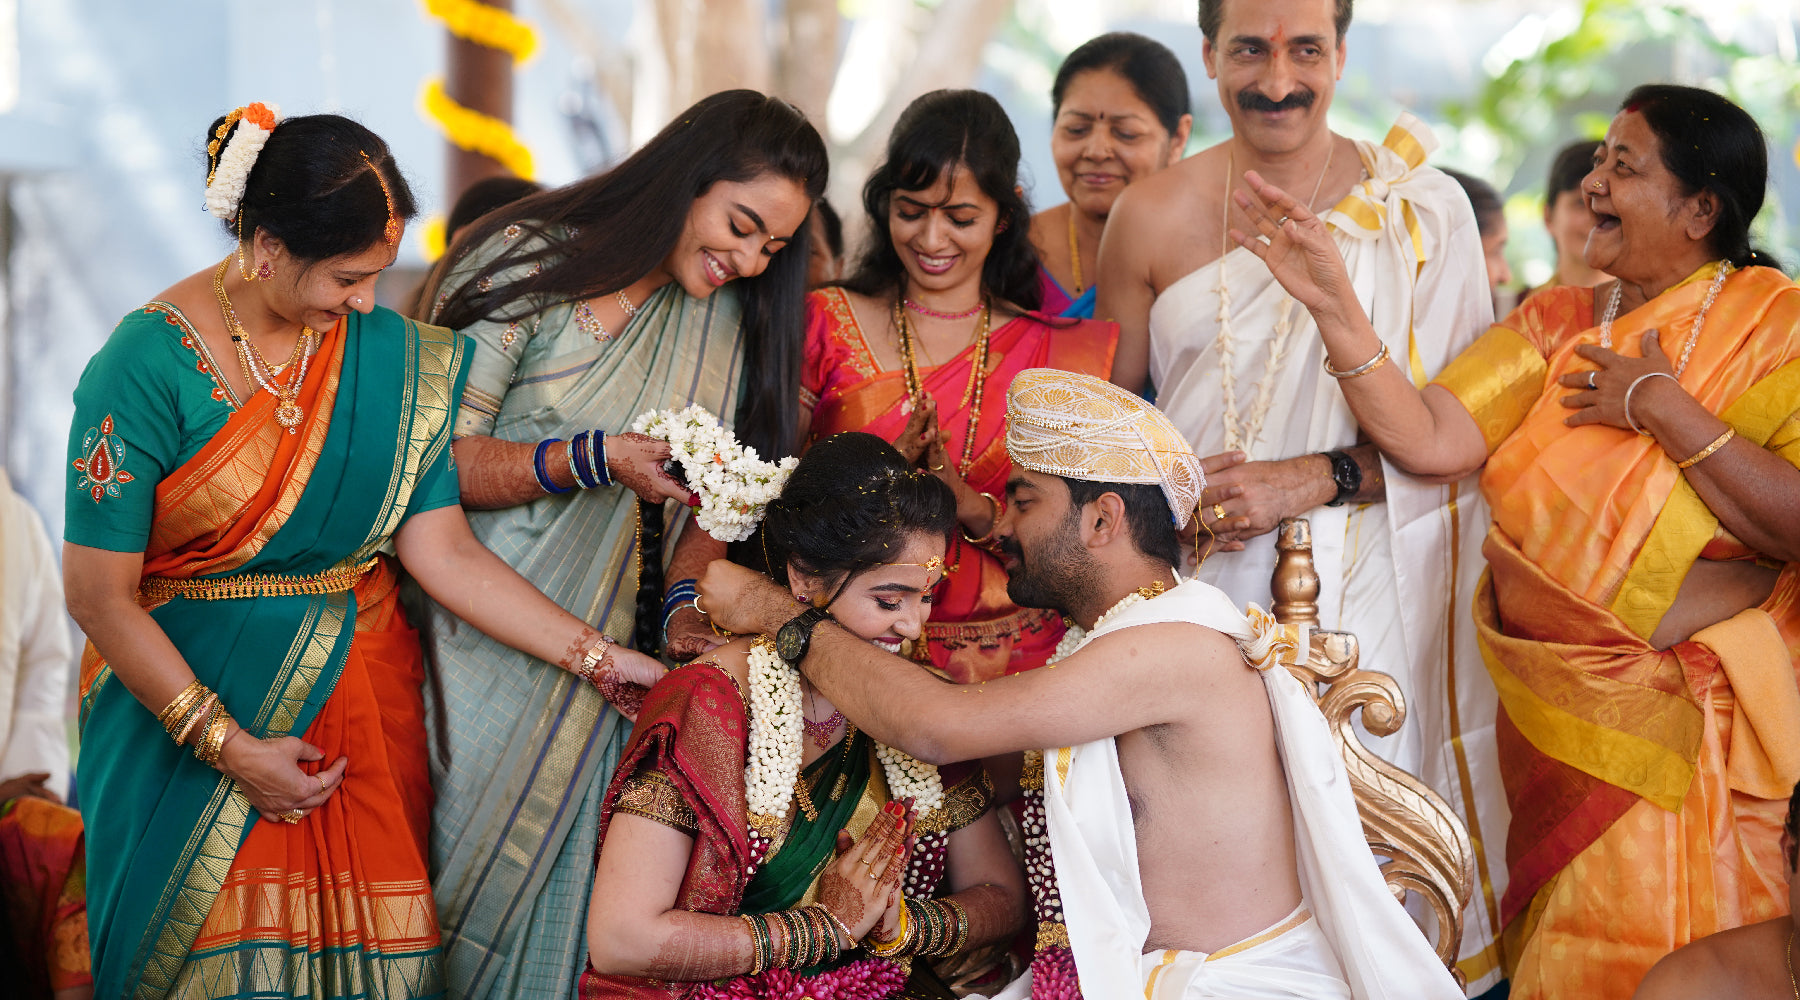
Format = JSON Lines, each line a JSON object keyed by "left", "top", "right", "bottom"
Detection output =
{"left": 571, "top": 431, "right": 604, "bottom": 490}
{"left": 566, "top": 431, "right": 589, "bottom": 488}
{"left": 662, "top": 579, "right": 699, "bottom": 617}
{"left": 591, "top": 432, "right": 614, "bottom": 488}
{"left": 533, "top": 438, "right": 572, "bottom": 494}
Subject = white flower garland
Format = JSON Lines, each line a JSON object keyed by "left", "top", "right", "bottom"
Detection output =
{"left": 743, "top": 641, "right": 942, "bottom": 839}
{"left": 1046, "top": 586, "right": 1162, "bottom": 665}
{"left": 205, "top": 103, "right": 282, "bottom": 221}
{"left": 631, "top": 405, "right": 796, "bottom": 543}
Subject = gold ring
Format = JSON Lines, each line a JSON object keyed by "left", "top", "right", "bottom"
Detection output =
{"left": 1212, "top": 503, "right": 1228, "bottom": 521}
{"left": 319, "top": 775, "right": 329, "bottom": 794}
{"left": 929, "top": 462, "right": 945, "bottom": 472}
{"left": 692, "top": 594, "right": 709, "bottom": 617}
{"left": 279, "top": 810, "right": 304, "bottom": 824}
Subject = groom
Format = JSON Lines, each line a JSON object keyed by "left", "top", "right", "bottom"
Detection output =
{"left": 698, "top": 369, "right": 1459, "bottom": 998}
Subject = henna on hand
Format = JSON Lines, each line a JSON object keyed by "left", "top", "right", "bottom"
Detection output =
{"left": 608, "top": 432, "right": 697, "bottom": 505}
{"left": 644, "top": 910, "right": 758, "bottom": 980}
{"left": 664, "top": 604, "right": 725, "bottom": 663}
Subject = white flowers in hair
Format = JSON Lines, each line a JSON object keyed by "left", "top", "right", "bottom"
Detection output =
{"left": 630, "top": 405, "right": 796, "bottom": 543}
{"left": 744, "top": 641, "right": 942, "bottom": 837}
{"left": 205, "top": 102, "right": 282, "bottom": 221}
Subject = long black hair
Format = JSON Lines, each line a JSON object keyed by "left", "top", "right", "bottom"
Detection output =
{"left": 839, "top": 89, "right": 1043, "bottom": 312}
{"left": 1052, "top": 32, "right": 1190, "bottom": 137}
{"left": 759, "top": 432, "right": 957, "bottom": 590}
{"left": 1620, "top": 84, "right": 1780, "bottom": 271}
{"left": 206, "top": 111, "right": 415, "bottom": 266}
{"left": 428, "top": 90, "right": 829, "bottom": 458}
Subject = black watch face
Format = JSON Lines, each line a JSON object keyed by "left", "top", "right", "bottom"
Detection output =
{"left": 775, "top": 618, "right": 808, "bottom": 663}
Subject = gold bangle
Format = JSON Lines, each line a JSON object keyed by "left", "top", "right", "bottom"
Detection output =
{"left": 864, "top": 897, "right": 912, "bottom": 957}
{"left": 175, "top": 693, "right": 219, "bottom": 746}
{"left": 1323, "top": 342, "right": 1391, "bottom": 380}
{"left": 1676, "top": 428, "right": 1736, "bottom": 470}
{"left": 961, "top": 491, "right": 1004, "bottom": 546}
{"left": 158, "top": 680, "right": 207, "bottom": 735}
{"left": 195, "top": 712, "right": 232, "bottom": 767}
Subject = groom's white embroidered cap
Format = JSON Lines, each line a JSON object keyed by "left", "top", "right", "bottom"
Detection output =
{"left": 1004, "top": 368, "right": 1204, "bottom": 529}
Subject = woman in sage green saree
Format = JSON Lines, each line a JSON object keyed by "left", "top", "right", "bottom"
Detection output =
{"left": 62, "top": 109, "right": 664, "bottom": 1000}
{"left": 582, "top": 433, "right": 1027, "bottom": 999}
{"left": 416, "top": 91, "right": 827, "bottom": 1000}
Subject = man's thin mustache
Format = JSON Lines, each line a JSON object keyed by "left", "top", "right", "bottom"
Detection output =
{"left": 1238, "top": 89, "right": 1315, "bottom": 113}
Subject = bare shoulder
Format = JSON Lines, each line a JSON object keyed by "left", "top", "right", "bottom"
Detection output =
{"left": 686, "top": 637, "right": 759, "bottom": 696}
{"left": 1071, "top": 620, "right": 1248, "bottom": 688}
{"left": 1633, "top": 921, "right": 1784, "bottom": 1000}
{"left": 1110, "top": 152, "right": 1218, "bottom": 237}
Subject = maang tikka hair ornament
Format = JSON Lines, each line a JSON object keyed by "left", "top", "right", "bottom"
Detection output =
{"left": 360, "top": 151, "right": 402, "bottom": 247}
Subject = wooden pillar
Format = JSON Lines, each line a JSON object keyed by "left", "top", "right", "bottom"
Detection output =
{"left": 444, "top": 0, "right": 515, "bottom": 212}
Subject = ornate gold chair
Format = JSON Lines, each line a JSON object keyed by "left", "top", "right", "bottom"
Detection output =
{"left": 1269, "top": 517, "right": 1476, "bottom": 986}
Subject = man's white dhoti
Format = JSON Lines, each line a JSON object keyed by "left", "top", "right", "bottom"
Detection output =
{"left": 1148, "top": 114, "right": 1508, "bottom": 991}
{"left": 1137, "top": 906, "right": 1349, "bottom": 1000}
{"left": 988, "top": 579, "right": 1464, "bottom": 1000}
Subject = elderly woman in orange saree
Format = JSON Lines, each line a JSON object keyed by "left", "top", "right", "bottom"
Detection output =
{"left": 802, "top": 90, "right": 1118, "bottom": 683}
{"left": 61, "top": 109, "right": 662, "bottom": 1000}
{"left": 1228, "top": 84, "right": 1800, "bottom": 1000}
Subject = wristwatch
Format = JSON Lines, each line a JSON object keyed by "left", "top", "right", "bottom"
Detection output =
{"left": 775, "top": 607, "right": 832, "bottom": 664}
{"left": 1323, "top": 450, "right": 1361, "bottom": 507}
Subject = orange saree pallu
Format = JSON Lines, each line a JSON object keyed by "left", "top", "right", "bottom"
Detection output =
{"left": 1436, "top": 265, "right": 1800, "bottom": 999}
{"left": 72, "top": 306, "right": 467, "bottom": 999}
{"left": 803, "top": 288, "right": 1118, "bottom": 681}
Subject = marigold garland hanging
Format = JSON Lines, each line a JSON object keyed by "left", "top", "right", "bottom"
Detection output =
{"left": 421, "top": 78, "right": 536, "bottom": 180}
{"left": 421, "top": 0, "right": 538, "bottom": 62}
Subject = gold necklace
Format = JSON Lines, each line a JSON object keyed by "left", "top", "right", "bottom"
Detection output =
{"left": 1787, "top": 929, "right": 1797, "bottom": 1000}
{"left": 212, "top": 260, "right": 316, "bottom": 433}
{"left": 1066, "top": 208, "right": 1085, "bottom": 296}
{"left": 894, "top": 297, "right": 991, "bottom": 474}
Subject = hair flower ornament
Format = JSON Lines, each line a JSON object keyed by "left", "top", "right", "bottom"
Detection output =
{"left": 630, "top": 405, "right": 797, "bottom": 543}
{"left": 205, "top": 102, "right": 282, "bottom": 221}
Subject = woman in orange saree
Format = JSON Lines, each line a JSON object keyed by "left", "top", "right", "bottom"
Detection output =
{"left": 1226, "top": 85, "right": 1800, "bottom": 1000}
{"left": 803, "top": 90, "right": 1117, "bottom": 683}
{"left": 63, "top": 109, "right": 663, "bottom": 1000}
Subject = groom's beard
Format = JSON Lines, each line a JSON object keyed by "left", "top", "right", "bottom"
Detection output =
{"left": 1001, "top": 522, "right": 1098, "bottom": 617}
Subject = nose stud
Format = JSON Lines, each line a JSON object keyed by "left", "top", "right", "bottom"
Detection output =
{"left": 1591, "top": 178, "right": 1603, "bottom": 191}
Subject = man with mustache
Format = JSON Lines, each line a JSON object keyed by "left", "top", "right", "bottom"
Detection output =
{"left": 1097, "top": 2, "right": 1506, "bottom": 988}
{"left": 697, "top": 369, "right": 1464, "bottom": 999}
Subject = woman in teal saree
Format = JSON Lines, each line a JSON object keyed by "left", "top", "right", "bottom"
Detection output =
{"left": 416, "top": 91, "right": 828, "bottom": 1000}
{"left": 62, "top": 109, "right": 663, "bottom": 1000}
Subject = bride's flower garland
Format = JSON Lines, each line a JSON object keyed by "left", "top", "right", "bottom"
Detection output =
{"left": 632, "top": 405, "right": 796, "bottom": 543}
{"left": 205, "top": 102, "right": 281, "bottom": 221}
{"left": 744, "top": 641, "right": 943, "bottom": 851}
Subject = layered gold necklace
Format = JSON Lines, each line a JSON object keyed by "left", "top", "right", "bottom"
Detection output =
{"left": 894, "top": 296, "right": 992, "bottom": 474}
{"left": 212, "top": 259, "right": 316, "bottom": 432}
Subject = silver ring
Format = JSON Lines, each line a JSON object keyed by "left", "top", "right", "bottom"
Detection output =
{"left": 1275, "top": 216, "right": 1290, "bottom": 229}
{"left": 1586, "top": 371, "right": 1598, "bottom": 391}
{"left": 692, "top": 594, "right": 709, "bottom": 617}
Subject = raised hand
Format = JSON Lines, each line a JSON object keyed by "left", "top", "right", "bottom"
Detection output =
{"left": 696, "top": 559, "right": 799, "bottom": 637}
{"left": 606, "top": 432, "right": 699, "bottom": 505}
{"left": 1228, "top": 170, "right": 1358, "bottom": 321}
{"left": 892, "top": 394, "right": 940, "bottom": 465}
{"left": 816, "top": 798, "right": 915, "bottom": 940}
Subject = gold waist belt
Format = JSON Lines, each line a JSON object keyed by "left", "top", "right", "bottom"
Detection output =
{"left": 139, "top": 558, "right": 378, "bottom": 601}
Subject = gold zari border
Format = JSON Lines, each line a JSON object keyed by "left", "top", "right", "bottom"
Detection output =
{"left": 139, "top": 558, "right": 376, "bottom": 602}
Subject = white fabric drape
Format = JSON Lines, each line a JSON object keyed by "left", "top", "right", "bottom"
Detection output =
{"left": 1147, "top": 115, "right": 1508, "bottom": 988}
{"left": 0, "top": 468, "right": 74, "bottom": 796}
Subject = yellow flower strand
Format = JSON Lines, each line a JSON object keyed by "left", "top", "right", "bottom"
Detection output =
{"left": 421, "top": 0, "right": 537, "bottom": 62}
{"left": 421, "top": 79, "right": 536, "bottom": 179}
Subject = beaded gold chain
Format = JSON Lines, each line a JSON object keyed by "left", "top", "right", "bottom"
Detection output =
{"left": 1597, "top": 259, "right": 1732, "bottom": 378}
{"left": 894, "top": 296, "right": 991, "bottom": 474}
{"left": 212, "top": 260, "right": 316, "bottom": 433}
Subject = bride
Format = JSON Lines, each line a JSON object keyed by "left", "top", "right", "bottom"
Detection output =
{"left": 582, "top": 431, "right": 1026, "bottom": 997}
